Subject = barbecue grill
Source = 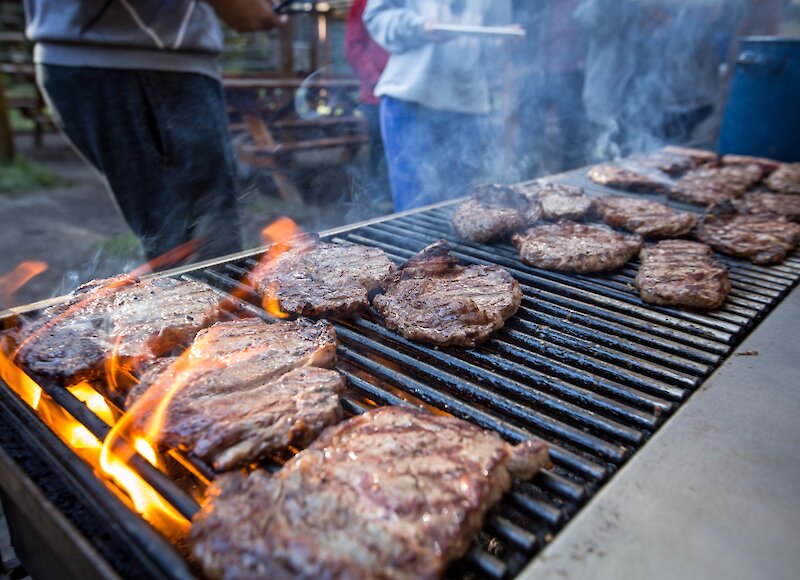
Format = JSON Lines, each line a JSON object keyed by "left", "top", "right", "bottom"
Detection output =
{"left": 1, "top": 164, "right": 798, "bottom": 580}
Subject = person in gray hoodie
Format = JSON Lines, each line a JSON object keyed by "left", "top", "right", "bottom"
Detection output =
{"left": 23, "top": 0, "right": 284, "bottom": 266}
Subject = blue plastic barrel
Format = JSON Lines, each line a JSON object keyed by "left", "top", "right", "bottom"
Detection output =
{"left": 719, "top": 37, "right": 800, "bottom": 162}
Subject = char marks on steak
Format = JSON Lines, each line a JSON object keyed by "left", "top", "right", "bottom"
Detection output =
{"left": 696, "top": 209, "right": 800, "bottom": 265}
{"left": 189, "top": 406, "right": 549, "bottom": 580}
{"left": 721, "top": 154, "right": 781, "bottom": 174}
{"left": 126, "top": 317, "right": 343, "bottom": 471}
{"left": 733, "top": 192, "right": 800, "bottom": 221}
{"left": 11, "top": 277, "right": 223, "bottom": 387}
{"left": 516, "top": 181, "right": 593, "bottom": 221}
{"left": 371, "top": 241, "right": 521, "bottom": 347}
{"left": 661, "top": 145, "right": 719, "bottom": 166}
{"left": 595, "top": 196, "right": 697, "bottom": 238}
{"left": 765, "top": 163, "right": 800, "bottom": 195}
{"left": 250, "top": 236, "right": 396, "bottom": 318}
{"left": 512, "top": 222, "right": 642, "bottom": 273}
{"left": 451, "top": 184, "right": 530, "bottom": 243}
{"left": 636, "top": 240, "right": 729, "bottom": 310}
{"left": 668, "top": 164, "right": 761, "bottom": 206}
{"left": 588, "top": 164, "right": 668, "bottom": 193}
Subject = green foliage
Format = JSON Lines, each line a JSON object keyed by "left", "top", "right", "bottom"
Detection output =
{"left": 0, "top": 154, "right": 67, "bottom": 195}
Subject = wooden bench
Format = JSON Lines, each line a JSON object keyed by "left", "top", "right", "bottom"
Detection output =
{"left": 224, "top": 77, "right": 368, "bottom": 205}
{"left": 0, "top": 63, "right": 51, "bottom": 147}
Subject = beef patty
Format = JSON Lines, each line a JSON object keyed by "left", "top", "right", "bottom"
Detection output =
{"left": 595, "top": 196, "right": 697, "bottom": 238}
{"left": 765, "top": 163, "right": 800, "bottom": 195}
{"left": 668, "top": 165, "right": 760, "bottom": 206}
{"left": 733, "top": 192, "right": 800, "bottom": 222}
{"left": 661, "top": 145, "right": 719, "bottom": 166}
{"left": 696, "top": 210, "right": 800, "bottom": 265}
{"left": 10, "top": 276, "right": 223, "bottom": 387}
{"left": 721, "top": 154, "right": 781, "bottom": 175}
{"left": 588, "top": 164, "right": 668, "bottom": 193}
{"left": 635, "top": 240, "right": 729, "bottom": 310}
{"left": 250, "top": 236, "right": 396, "bottom": 318}
{"left": 512, "top": 222, "right": 642, "bottom": 273}
{"left": 451, "top": 184, "right": 530, "bottom": 243}
{"left": 125, "top": 317, "right": 343, "bottom": 471}
{"left": 371, "top": 241, "right": 521, "bottom": 347}
{"left": 189, "top": 406, "right": 549, "bottom": 580}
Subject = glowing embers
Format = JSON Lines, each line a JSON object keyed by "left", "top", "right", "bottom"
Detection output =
{"left": 0, "top": 339, "right": 190, "bottom": 538}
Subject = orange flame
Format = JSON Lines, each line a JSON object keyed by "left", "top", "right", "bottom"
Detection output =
{"left": 0, "top": 261, "right": 48, "bottom": 308}
{"left": 250, "top": 217, "right": 304, "bottom": 319}
{"left": 0, "top": 339, "right": 189, "bottom": 538}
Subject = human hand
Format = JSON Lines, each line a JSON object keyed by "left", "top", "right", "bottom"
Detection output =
{"left": 423, "top": 20, "right": 452, "bottom": 43}
{"left": 206, "top": 0, "right": 287, "bottom": 32}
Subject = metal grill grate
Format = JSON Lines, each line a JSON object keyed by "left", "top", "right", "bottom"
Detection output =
{"left": 3, "top": 178, "right": 799, "bottom": 579}
{"left": 188, "top": 197, "right": 800, "bottom": 579}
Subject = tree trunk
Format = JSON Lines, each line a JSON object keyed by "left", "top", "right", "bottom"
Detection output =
{"left": 0, "top": 74, "right": 15, "bottom": 161}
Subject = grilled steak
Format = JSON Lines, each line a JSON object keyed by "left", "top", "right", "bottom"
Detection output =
{"left": 696, "top": 210, "right": 800, "bottom": 264}
{"left": 721, "top": 154, "right": 781, "bottom": 174}
{"left": 372, "top": 241, "right": 521, "bottom": 347}
{"left": 595, "top": 196, "right": 697, "bottom": 238}
{"left": 636, "top": 240, "right": 729, "bottom": 309}
{"left": 250, "top": 237, "right": 396, "bottom": 318}
{"left": 765, "top": 163, "right": 800, "bottom": 195}
{"left": 733, "top": 192, "right": 800, "bottom": 221}
{"left": 451, "top": 184, "right": 529, "bottom": 243}
{"left": 587, "top": 164, "right": 668, "bottom": 193}
{"left": 661, "top": 145, "right": 719, "bottom": 166}
{"left": 512, "top": 222, "right": 642, "bottom": 273}
{"left": 516, "top": 181, "right": 593, "bottom": 221}
{"left": 668, "top": 166, "right": 754, "bottom": 206}
{"left": 190, "top": 406, "right": 549, "bottom": 580}
{"left": 126, "top": 317, "right": 343, "bottom": 471}
{"left": 11, "top": 276, "right": 223, "bottom": 387}
{"left": 631, "top": 151, "right": 694, "bottom": 176}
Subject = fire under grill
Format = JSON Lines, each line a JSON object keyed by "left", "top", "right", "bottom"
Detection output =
{"left": 1, "top": 174, "right": 799, "bottom": 579}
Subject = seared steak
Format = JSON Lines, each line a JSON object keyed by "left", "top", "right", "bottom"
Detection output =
{"left": 451, "top": 184, "right": 529, "bottom": 243}
{"left": 588, "top": 164, "right": 668, "bottom": 193}
{"left": 721, "top": 154, "right": 781, "bottom": 174}
{"left": 636, "top": 240, "right": 729, "bottom": 309}
{"left": 696, "top": 211, "right": 800, "bottom": 264}
{"left": 661, "top": 145, "right": 719, "bottom": 166}
{"left": 11, "top": 276, "right": 223, "bottom": 387}
{"left": 126, "top": 318, "right": 343, "bottom": 471}
{"left": 516, "top": 181, "right": 593, "bottom": 221}
{"left": 512, "top": 222, "right": 642, "bottom": 273}
{"left": 765, "top": 163, "right": 800, "bottom": 195}
{"left": 190, "top": 406, "right": 549, "bottom": 580}
{"left": 250, "top": 237, "right": 396, "bottom": 318}
{"left": 595, "top": 196, "right": 697, "bottom": 238}
{"left": 668, "top": 166, "right": 754, "bottom": 206}
{"left": 733, "top": 192, "right": 800, "bottom": 221}
{"left": 372, "top": 241, "right": 521, "bottom": 347}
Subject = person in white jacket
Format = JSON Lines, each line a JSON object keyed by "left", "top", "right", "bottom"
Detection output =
{"left": 364, "top": 0, "right": 514, "bottom": 211}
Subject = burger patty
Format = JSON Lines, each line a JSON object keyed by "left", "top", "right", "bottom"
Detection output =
{"left": 668, "top": 165, "right": 760, "bottom": 206}
{"left": 696, "top": 212, "right": 800, "bottom": 264}
{"left": 371, "top": 241, "right": 521, "bottom": 347}
{"left": 661, "top": 145, "right": 719, "bottom": 166}
{"left": 516, "top": 181, "right": 594, "bottom": 221}
{"left": 721, "top": 154, "right": 781, "bottom": 175}
{"left": 189, "top": 406, "right": 549, "bottom": 580}
{"left": 635, "top": 240, "right": 729, "bottom": 310}
{"left": 512, "top": 222, "right": 642, "bottom": 273}
{"left": 595, "top": 196, "right": 697, "bottom": 238}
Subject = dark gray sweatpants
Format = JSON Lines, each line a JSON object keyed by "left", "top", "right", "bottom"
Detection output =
{"left": 38, "top": 64, "right": 242, "bottom": 265}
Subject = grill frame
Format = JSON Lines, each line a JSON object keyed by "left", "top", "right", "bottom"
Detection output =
{"left": 1, "top": 171, "right": 799, "bottom": 579}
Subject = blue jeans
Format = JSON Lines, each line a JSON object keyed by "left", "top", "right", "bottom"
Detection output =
{"left": 38, "top": 64, "right": 242, "bottom": 265}
{"left": 380, "top": 96, "right": 485, "bottom": 212}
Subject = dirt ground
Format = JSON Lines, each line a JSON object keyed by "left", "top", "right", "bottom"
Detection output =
{"left": 0, "top": 132, "right": 392, "bottom": 310}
